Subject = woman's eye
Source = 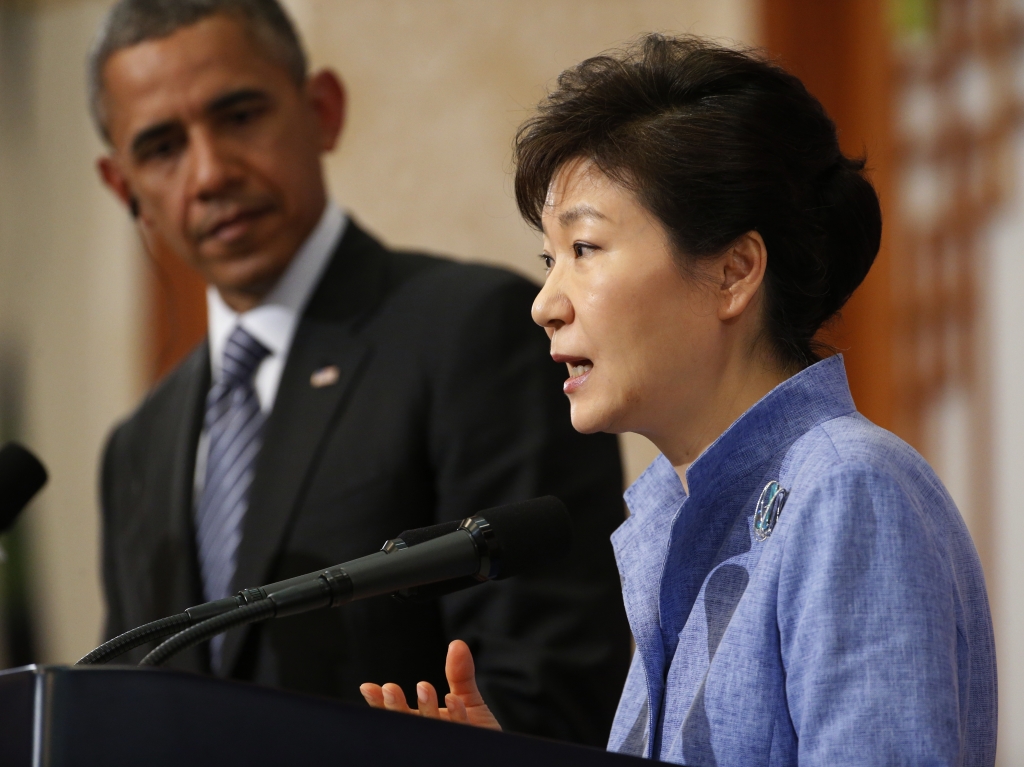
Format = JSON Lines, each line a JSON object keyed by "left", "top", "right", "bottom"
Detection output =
{"left": 573, "top": 242, "right": 594, "bottom": 257}
{"left": 539, "top": 253, "right": 554, "bottom": 271}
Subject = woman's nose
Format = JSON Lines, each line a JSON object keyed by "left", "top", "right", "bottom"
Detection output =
{"left": 532, "top": 270, "right": 573, "bottom": 330}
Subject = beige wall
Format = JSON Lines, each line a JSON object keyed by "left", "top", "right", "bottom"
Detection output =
{"left": 989, "top": 130, "right": 1024, "bottom": 766}
{"left": 292, "top": 0, "right": 757, "bottom": 484}
{"left": 0, "top": 0, "right": 143, "bottom": 664}
{"left": 0, "top": 0, "right": 755, "bottom": 663}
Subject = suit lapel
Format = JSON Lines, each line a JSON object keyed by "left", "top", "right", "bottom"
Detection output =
{"left": 228, "top": 319, "right": 369, "bottom": 589}
{"left": 222, "top": 221, "right": 384, "bottom": 673}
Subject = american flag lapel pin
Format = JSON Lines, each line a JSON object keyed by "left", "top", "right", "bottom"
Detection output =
{"left": 310, "top": 365, "right": 340, "bottom": 388}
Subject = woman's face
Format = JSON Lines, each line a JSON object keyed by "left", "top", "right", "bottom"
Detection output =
{"left": 532, "top": 159, "right": 727, "bottom": 439}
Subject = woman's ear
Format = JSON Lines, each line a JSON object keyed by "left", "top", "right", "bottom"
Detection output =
{"left": 718, "top": 230, "right": 767, "bottom": 321}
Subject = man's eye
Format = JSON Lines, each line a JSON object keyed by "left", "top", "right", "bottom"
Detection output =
{"left": 137, "top": 138, "right": 181, "bottom": 163}
{"left": 229, "top": 109, "right": 255, "bottom": 125}
{"left": 152, "top": 140, "right": 175, "bottom": 157}
{"left": 225, "top": 105, "right": 266, "bottom": 127}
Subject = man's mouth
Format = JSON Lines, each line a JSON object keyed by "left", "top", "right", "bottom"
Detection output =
{"left": 199, "top": 204, "right": 275, "bottom": 242}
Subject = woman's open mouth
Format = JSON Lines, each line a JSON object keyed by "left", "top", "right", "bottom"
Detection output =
{"left": 567, "top": 361, "right": 592, "bottom": 377}
{"left": 562, "top": 359, "right": 593, "bottom": 393}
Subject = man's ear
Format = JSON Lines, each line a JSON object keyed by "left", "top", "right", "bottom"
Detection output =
{"left": 718, "top": 230, "right": 767, "bottom": 321}
{"left": 97, "top": 155, "right": 137, "bottom": 215}
{"left": 306, "top": 69, "right": 346, "bottom": 152}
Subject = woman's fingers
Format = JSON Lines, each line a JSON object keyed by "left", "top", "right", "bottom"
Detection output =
{"left": 444, "top": 639, "right": 486, "bottom": 707}
{"left": 416, "top": 682, "right": 441, "bottom": 719}
{"left": 359, "top": 683, "right": 385, "bottom": 709}
{"left": 380, "top": 683, "right": 415, "bottom": 714}
{"left": 363, "top": 681, "right": 445, "bottom": 720}
{"left": 361, "top": 641, "right": 499, "bottom": 730}
{"left": 445, "top": 693, "right": 470, "bottom": 724}
{"left": 444, "top": 640, "right": 503, "bottom": 730}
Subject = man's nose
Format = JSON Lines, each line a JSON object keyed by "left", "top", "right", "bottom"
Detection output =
{"left": 532, "top": 269, "right": 573, "bottom": 331}
{"left": 187, "top": 129, "right": 241, "bottom": 199}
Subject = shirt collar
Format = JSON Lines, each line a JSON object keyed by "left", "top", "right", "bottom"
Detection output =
{"left": 207, "top": 201, "right": 347, "bottom": 378}
{"left": 624, "top": 354, "right": 857, "bottom": 520}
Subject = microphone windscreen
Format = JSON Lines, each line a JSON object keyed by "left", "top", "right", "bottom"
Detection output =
{"left": 0, "top": 443, "right": 47, "bottom": 534}
{"left": 478, "top": 495, "right": 571, "bottom": 579}
{"left": 396, "top": 519, "right": 462, "bottom": 547}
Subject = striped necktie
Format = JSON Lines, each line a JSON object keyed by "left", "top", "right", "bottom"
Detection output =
{"left": 195, "top": 325, "right": 270, "bottom": 668}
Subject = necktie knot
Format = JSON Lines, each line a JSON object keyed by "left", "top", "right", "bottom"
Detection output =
{"left": 221, "top": 325, "right": 270, "bottom": 387}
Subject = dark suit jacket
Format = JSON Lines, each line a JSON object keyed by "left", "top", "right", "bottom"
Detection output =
{"left": 100, "top": 221, "right": 631, "bottom": 746}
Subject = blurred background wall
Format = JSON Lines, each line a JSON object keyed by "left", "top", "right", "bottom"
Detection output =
{"left": 0, "top": 0, "right": 142, "bottom": 669}
{"left": 1, "top": 0, "right": 1023, "bottom": 761}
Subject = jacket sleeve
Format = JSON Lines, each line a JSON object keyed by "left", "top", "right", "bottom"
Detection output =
{"left": 777, "top": 462, "right": 984, "bottom": 766}
{"left": 425, "top": 271, "right": 632, "bottom": 747}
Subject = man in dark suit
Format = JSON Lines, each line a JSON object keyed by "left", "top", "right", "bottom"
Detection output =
{"left": 90, "top": 0, "right": 630, "bottom": 747}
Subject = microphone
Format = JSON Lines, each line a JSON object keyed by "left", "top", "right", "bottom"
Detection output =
{"left": 0, "top": 442, "right": 48, "bottom": 534}
{"left": 78, "top": 513, "right": 483, "bottom": 666}
{"left": 384, "top": 518, "right": 473, "bottom": 601}
{"left": 138, "top": 496, "right": 570, "bottom": 667}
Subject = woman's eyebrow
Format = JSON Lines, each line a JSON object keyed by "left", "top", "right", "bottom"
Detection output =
{"left": 558, "top": 204, "right": 607, "bottom": 227}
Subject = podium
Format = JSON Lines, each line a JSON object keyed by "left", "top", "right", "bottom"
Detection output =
{"left": 0, "top": 664, "right": 645, "bottom": 766}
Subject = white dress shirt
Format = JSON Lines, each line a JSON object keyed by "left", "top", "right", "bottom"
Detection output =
{"left": 195, "top": 202, "right": 347, "bottom": 496}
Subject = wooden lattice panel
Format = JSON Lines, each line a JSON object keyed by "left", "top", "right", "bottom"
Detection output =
{"left": 888, "top": 0, "right": 1024, "bottom": 561}
{"left": 890, "top": 0, "right": 1024, "bottom": 446}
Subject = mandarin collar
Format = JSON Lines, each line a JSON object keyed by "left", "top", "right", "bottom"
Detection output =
{"left": 624, "top": 355, "right": 857, "bottom": 519}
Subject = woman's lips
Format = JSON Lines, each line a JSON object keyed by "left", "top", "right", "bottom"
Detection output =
{"left": 557, "top": 357, "right": 593, "bottom": 393}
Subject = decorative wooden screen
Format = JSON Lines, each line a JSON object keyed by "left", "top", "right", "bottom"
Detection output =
{"left": 888, "top": 0, "right": 1023, "bottom": 560}
{"left": 764, "top": 0, "right": 1023, "bottom": 570}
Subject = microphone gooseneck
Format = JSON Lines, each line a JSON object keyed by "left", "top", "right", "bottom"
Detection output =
{"left": 75, "top": 597, "right": 241, "bottom": 666}
{"left": 76, "top": 613, "right": 190, "bottom": 666}
{"left": 139, "top": 496, "right": 570, "bottom": 668}
{"left": 140, "top": 600, "right": 277, "bottom": 667}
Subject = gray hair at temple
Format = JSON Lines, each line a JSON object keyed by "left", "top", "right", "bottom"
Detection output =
{"left": 88, "top": 0, "right": 308, "bottom": 142}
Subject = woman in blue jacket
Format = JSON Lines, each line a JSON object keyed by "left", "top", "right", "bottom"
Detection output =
{"left": 361, "top": 34, "right": 997, "bottom": 766}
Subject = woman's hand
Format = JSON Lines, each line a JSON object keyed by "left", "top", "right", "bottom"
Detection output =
{"left": 359, "top": 639, "right": 501, "bottom": 731}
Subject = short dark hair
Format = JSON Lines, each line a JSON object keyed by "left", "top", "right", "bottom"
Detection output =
{"left": 88, "top": 0, "right": 308, "bottom": 141}
{"left": 514, "top": 34, "right": 882, "bottom": 370}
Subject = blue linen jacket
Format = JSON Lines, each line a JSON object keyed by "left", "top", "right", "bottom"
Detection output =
{"left": 607, "top": 356, "right": 996, "bottom": 766}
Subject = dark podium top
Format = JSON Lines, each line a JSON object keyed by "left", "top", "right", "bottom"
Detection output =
{"left": 0, "top": 665, "right": 647, "bottom": 766}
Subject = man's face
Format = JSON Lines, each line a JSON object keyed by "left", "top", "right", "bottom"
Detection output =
{"left": 98, "top": 14, "right": 344, "bottom": 310}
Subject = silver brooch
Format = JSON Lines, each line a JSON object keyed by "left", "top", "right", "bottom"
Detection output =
{"left": 754, "top": 480, "right": 788, "bottom": 541}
